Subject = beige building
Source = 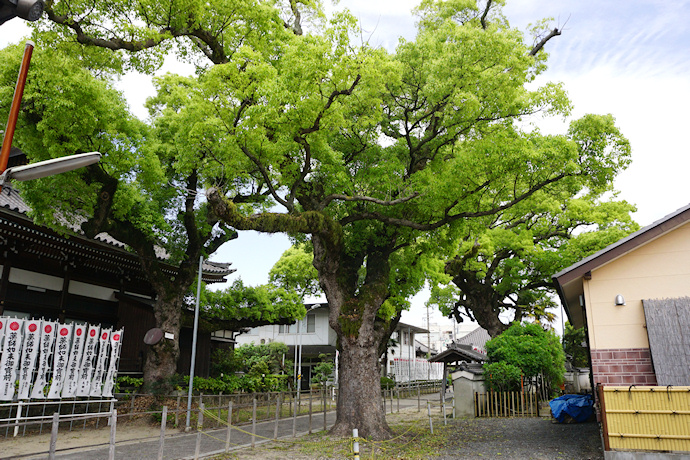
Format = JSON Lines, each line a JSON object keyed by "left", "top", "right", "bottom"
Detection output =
{"left": 553, "top": 204, "right": 690, "bottom": 387}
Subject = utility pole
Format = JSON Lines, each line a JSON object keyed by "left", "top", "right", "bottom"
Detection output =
{"left": 426, "top": 303, "right": 431, "bottom": 380}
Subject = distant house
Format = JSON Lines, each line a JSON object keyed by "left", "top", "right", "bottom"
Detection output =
{"left": 0, "top": 177, "right": 234, "bottom": 378}
{"left": 553, "top": 203, "right": 690, "bottom": 387}
{"left": 454, "top": 326, "right": 490, "bottom": 355}
{"left": 236, "top": 303, "right": 432, "bottom": 387}
{"left": 414, "top": 339, "right": 436, "bottom": 358}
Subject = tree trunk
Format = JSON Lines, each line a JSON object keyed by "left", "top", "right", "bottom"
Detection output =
{"left": 330, "top": 335, "right": 393, "bottom": 440}
{"left": 143, "top": 296, "right": 182, "bottom": 390}
{"left": 470, "top": 306, "right": 510, "bottom": 338}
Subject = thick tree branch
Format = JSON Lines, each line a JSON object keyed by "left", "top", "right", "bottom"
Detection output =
{"left": 530, "top": 28, "right": 561, "bottom": 56}
{"left": 239, "top": 145, "right": 291, "bottom": 210}
{"left": 44, "top": 3, "right": 230, "bottom": 64}
{"left": 320, "top": 192, "right": 420, "bottom": 210}
{"left": 480, "top": 0, "right": 493, "bottom": 29}
{"left": 207, "top": 187, "right": 341, "bottom": 239}
{"left": 300, "top": 75, "right": 362, "bottom": 136}
{"left": 289, "top": 0, "right": 303, "bottom": 36}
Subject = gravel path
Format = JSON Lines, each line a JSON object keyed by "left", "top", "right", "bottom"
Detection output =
{"left": 438, "top": 417, "right": 603, "bottom": 460}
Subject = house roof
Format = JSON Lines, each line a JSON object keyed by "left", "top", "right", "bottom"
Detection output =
{"left": 396, "top": 321, "right": 429, "bottom": 334}
{"left": 554, "top": 202, "right": 690, "bottom": 286}
{"left": 303, "top": 303, "right": 429, "bottom": 333}
{"left": 428, "top": 344, "right": 487, "bottom": 364}
{"left": 415, "top": 339, "right": 437, "bottom": 355}
{"left": 455, "top": 326, "right": 490, "bottom": 349}
{"left": 553, "top": 202, "right": 690, "bottom": 319}
{"left": 0, "top": 186, "right": 234, "bottom": 282}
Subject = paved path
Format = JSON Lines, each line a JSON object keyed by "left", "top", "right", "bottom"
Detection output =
{"left": 41, "top": 391, "right": 449, "bottom": 460}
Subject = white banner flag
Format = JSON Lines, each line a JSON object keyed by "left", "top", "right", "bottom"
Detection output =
{"left": 0, "top": 318, "right": 24, "bottom": 401}
{"left": 101, "top": 329, "right": 123, "bottom": 397}
{"left": 30, "top": 322, "right": 56, "bottom": 399}
{"left": 61, "top": 324, "right": 87, "bottom": 398}
{"left": 89, "top": 329, "right": 111, "bottom": 397}
{"left": 76, "top": 325, "right": 100, "bottom": 397}
{"left": 17, "top": 320, "right": 41, "bottom": 400}
{"left": 47, "top": 324, "right": 73, "bottom": 399}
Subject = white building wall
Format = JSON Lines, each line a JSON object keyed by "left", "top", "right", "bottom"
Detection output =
{"left": 235, "top": 308, "right": 335, "bottom": 347}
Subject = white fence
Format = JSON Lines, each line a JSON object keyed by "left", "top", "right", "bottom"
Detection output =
{"left": 391, "top": 358, "right": 444, "bottom": 382}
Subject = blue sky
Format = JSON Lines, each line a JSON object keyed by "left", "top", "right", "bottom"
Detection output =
{"left": 2, "top": 1, "right": 689, "bottom": 332}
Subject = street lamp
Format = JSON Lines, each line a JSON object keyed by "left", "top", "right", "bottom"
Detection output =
{"left": 0, "top": 151, "right": 102, "bottom": 186}
{"left": 1, "top": 41, "right": 101, "bottom": 189}
{"left": 0, "top": 0, "right": 44, "bottom": 26}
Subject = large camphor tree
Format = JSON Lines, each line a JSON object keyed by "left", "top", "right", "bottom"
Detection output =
{"left": 25, "top": 0, "right": 631, "bottom": 439}
{"left": 0, "top": 40, "right": 305, "bottom": 389}
{"left": 430, "top": 170, "right": 638, "bottom": 337}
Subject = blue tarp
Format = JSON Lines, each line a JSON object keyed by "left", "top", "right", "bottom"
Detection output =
{"left": 549, "top": 394, "right": 594, "bottom": 423}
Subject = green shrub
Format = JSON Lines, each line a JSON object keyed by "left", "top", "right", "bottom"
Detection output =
{"left": 381, "top": 376, "right": 395, "bottom": 390}
{"left": 115, "top": 376, "right": 144, "bottom": 393}
{"left": 485, "top": 322, "right": 565, "bottom": 388}
{"left": 210, "top": 348, "right": 240, "bottom": 377}
{"left": 483, "top": 361, "right": 522, "bottom": 392}
{"left": 563, "top": 321, "right": 589, "bottom": 368}
{"left": 181, "top": 372, "right": 289, "bottom": 394}
{"left": 311, "top": 354, "right": 334, "bottom": 387}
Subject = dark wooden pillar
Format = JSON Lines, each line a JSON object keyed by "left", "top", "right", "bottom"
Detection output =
{"left": 58, "top": 262, "right": 71, "bottom": 322}
{"left": 0, "top": 255, "right": 11, "bottom": 315}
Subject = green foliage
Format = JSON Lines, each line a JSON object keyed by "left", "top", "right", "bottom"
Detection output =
{"left": 209, "top": 348, "right": 241, "bottom": 377}
{"left": 182, "top": 373, "right": 291, "bottom": 394}
{"left": 4, "top": 0, "right": 634, "bottom": 436}
{"left": 200, "top": 280, "right": 306, "bottom": 329}
{"left": 563, "top": 322, "right": 589, "bottom": 368}
{"left": 484, "top": 322, "right": 565, "bottom": 389}
{"left": 483, "top": 362, "right": 523, "bottom": 392}
{"left": 115, "top": 376, "right": 144, "bottom": 393}
{"left": 432, "top": 156, "right": 637, "bottom": 336}
{"left": 233, "top": 342, "right": 293, "bottom": 376}
{"left": 269, "top": 244, "right": 321, "bottom": 299}
{"left": 381, "top": 376, "right": 396, "bottom": 390}
{"left": 311, "top": 354, "right": 334, "bottom": 387}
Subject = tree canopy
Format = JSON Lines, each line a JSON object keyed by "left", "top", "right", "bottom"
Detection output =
{"left": 428, "top": 173, "right": 638, "bottom": 337}
{"left": 199, "top": 279, "right": 306, "bottom": 330}
{"left": 0, "top": 33, "right": 303, "bottom": 387}
{"left": 268, "top": 244, "right": 321, "bottom": 299}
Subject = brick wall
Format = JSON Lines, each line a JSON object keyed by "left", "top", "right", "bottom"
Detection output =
{"left": 591, "top": 348, "right": 657, "bottom": 386}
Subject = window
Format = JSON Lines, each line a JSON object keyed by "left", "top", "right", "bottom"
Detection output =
{"left": 279, "top": 323, "right": 297, "bottom": 333}
{"left": 307, "top": 314, "right": 315, "bottom": 333}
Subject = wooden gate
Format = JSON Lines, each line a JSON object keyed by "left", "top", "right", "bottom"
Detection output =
{"left": 474, "top": 391, "right": 540, "bottom": 417}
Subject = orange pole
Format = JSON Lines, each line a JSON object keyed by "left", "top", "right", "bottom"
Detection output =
{"left": 1, "top": 41, "right": 35, "bottom": 174}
